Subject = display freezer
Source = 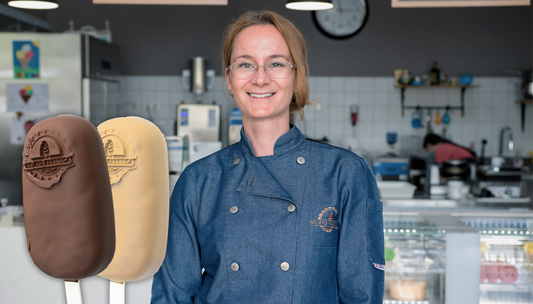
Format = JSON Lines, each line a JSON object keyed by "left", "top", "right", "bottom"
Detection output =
{"left": 383, "top": 212, "right": 480, "bottom": 304}
{"left": 457, "top": 215, "right": 533, "bottom": 304}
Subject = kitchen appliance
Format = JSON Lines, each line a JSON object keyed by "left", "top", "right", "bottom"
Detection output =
{"left": 0, "top": 32, "right": 121, "bottom": 206}
{"left": 228, "top": 107, "right": 242, "bottom": 145}
{"left": 177, "top": 104, "right": 220, "bottom": 142}
{"left": 471, "top": 165, "right": 527, "bottom": 198}
{"left": 440, "top": 159, "right": 470, "bottom": 181}
{"left": 374, "top": 157, "right": 409, "bottom": 181}
{"left": 386, "top": 132, "right": 398, "bottom": 155}
{"left": 182, "top": 57, "right": 215, "bottom": 103}
{"left": 425, "top": 164, "right": 448, "bottom": 197}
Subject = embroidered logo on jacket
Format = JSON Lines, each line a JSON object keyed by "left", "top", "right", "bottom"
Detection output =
{"left": 309, "top": 207, "right": 339, "bottom": 232}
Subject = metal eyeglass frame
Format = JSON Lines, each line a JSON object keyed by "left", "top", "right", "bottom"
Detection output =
{"left": 227, "top": 60, "right": 297, "bottom": 79}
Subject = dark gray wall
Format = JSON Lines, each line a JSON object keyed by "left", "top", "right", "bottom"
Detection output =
{"left": 45, "top": 0, "right": 531, "bottom": 76}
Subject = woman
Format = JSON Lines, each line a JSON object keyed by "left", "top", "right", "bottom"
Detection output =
{"left": 424, "top": 133, "right": 477, "bottom": 164}
{"left": 151, "top": 10, "right": 384, "bottom": 304}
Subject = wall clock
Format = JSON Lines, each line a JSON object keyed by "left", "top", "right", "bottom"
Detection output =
{"left": 312, "top": 0, "right": 368, "bottom": 39}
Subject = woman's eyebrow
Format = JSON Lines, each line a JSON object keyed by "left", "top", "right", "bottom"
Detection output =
{"left": 233, "top": 54, "right": 291, "bottom": 62}
{"left": 234, "top": 55, "right": 252, "bottom": 62}
{"left": 268, "top": 54, "right": 290, "bottom": 60}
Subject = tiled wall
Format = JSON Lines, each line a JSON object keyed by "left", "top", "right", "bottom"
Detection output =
{"left": 115, "top": 76, "right": 533, "bottom": 158}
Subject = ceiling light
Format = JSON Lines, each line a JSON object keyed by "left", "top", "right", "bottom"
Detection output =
{"left": 286, "top": 0, "right": 333, "bottom": 11}
{"left": 8, "top": 0, "right": 58, "bottom": 9}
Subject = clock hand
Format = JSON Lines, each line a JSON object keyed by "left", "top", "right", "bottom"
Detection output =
{"left": 336, "top": 0, "right": 343, "bottom": 14}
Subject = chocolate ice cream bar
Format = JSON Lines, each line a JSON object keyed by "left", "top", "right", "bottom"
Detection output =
{"left": 22, "top": 115, "right": 116, "bottom": 302}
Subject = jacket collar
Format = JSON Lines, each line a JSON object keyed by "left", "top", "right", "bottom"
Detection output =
{"left": 239, "top": 123, "right": 306, "bottom": 157}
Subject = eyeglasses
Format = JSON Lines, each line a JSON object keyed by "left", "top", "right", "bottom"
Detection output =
{"left": 227, "top": 60, "right": 296, "bottom": 79}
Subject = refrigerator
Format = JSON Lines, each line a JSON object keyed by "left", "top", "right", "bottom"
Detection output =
{"left": 0, "top": 33, "right": 121, "bottom": 206}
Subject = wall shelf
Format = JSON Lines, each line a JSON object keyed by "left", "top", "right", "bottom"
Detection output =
{"left": 517, "top": 99, "right": 532, "bottom": 132}
{"left": 398, "top": 84, "right": 479, "bottom": 117}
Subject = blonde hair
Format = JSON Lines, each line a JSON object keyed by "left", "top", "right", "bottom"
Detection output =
{"left": 222, "top": 10, "right": 313, "bottom": 117}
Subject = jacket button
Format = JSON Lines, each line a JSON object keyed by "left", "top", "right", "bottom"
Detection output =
{"left": 231, "top": 262, "right": 240, "bottom": 271}
{"left": 233, "top": 158, "right": 240, "bottom": 165}
{"left": 280, "top": 262, "right": 290, "bottom": 271}
{"left": 230, "top": 206, "right": 238, "bottom": 214}
{"left": 296, "top": 157, "right": 305, "bottom": 165}
{"left": 287, "top": 204, "right": 296, "bottom": 212}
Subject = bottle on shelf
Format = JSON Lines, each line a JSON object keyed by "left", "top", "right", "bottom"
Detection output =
{"left": 429, "top": 62, "right": 441, "bottom": 85}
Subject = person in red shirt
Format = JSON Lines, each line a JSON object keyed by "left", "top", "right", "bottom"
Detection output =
{"left": 424, "top": 134, "right": 477, "bottom": 164}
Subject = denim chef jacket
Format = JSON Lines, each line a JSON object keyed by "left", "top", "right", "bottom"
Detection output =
{"left": 151, "top": 125, "right": 385, "bottom": 304}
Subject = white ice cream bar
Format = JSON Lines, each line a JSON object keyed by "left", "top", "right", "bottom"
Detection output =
{"left": 97, "top": 117, "right": 169, "bottom": 283}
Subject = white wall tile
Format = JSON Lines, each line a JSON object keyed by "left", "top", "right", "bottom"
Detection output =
{"left": 140, "top": 76, "right": 156, "bottom": 90}
{"left": 315, "top": 76, "right": 330, "bottom": 91}
{"left": 359, "top": 77, "right": 374, "bottom": 91}
{"left": 155, "top": 76, "right": 170, "bottom": 91}
{"left": 374, "top": 77, "right": 389, "bottom": 92}
{"left": 359, "top": 92, "right": 374, "bottom": 106}
{"left": 330, "top": 77, "right": 344, "bottom": 91}
{"left": 374, "top": 92, "right": 388, "bottom": 107}
{"left": 344, "top": 77, "right": 359, "bottom": 92}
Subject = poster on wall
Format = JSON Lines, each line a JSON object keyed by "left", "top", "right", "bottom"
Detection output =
{"left": 6, "top": 83, "right": 49, "bottom": 113}
{"left": 11, "top": 116, "right": 38, "bottom": 144}
{"left": 13, "top": 41, "right": 40, "bottom": 79}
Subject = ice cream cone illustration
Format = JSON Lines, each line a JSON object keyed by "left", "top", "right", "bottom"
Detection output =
{"left": 19, "top": 85, "right": 33, "bottom": 103}
{"left": 16, "top": 44, "right": 34, "bottom": 71}
{"left": 19, "top": 58, "right": 31, "bottom": 70}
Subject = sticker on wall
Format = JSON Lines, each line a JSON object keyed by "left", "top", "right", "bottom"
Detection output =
{"left": 13, "top": 41, "right": 40, "bottom": 79}
{"left": 6, "top": 83, "right": 49, "bottom": 113}
{"left": 11, "top": 116, "right": 38, "bottom": 144}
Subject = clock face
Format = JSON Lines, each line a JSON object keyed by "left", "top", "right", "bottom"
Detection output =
{"left": 313, "top": 0, "right": 368, "bottom": 39}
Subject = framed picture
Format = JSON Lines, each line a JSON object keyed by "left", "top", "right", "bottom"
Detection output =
{"left": 392, "top": 0, "right": 530, "bottom": 8}
{"left": 93, "top": 0, "right": 226, "bottom": 4}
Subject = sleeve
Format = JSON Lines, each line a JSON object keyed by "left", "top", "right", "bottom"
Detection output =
{"left": 151, "top": 165, "right": 203, "bottom": 304}
{"left": 337, "top": 158, "right": 385, "bottom": 304}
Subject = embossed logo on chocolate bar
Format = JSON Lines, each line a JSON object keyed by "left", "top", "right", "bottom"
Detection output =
{"left": 23, "top": 130, "right": 74, "bottom": 188}
{"left": 100, "top": 129, "right": 137, "bottom": 185}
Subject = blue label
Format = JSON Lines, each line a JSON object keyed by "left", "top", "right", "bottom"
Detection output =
{"left": 208, "top": 109, "right": 216, "bottom": 127}
{"left": 180, "top": 109, "right": 188, "bottom": 126}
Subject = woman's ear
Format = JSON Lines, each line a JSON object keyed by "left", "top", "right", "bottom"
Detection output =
{"left": 225, "top": 68, "right": 233, "bottom": 93}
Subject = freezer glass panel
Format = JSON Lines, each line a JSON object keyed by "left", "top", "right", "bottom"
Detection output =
{"left": 459, "top": 216, "right": 533, "bottom": 304}
{"left": 383, "top": 215, "right": 446, "bottom": 304}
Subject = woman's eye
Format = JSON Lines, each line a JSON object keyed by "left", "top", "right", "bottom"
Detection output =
{"left": 268, "top": 62, "right": 285, "bottom": 68}
{"left": 238, "top": 62, "right": 254, "bottom": 69}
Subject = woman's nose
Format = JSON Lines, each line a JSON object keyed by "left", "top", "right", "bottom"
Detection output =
{"left": 251, "top": 66, "right": 271, "bottom": 86}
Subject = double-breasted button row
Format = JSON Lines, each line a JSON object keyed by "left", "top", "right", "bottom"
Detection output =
{"left": 230, "top": 262, "right": 289, "bottom": 272}
{"left": 235, "top": 156, "right": 304, "bottom": 165}
{"left": 231, "top": 205, "right": 295, "bottom": 213}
